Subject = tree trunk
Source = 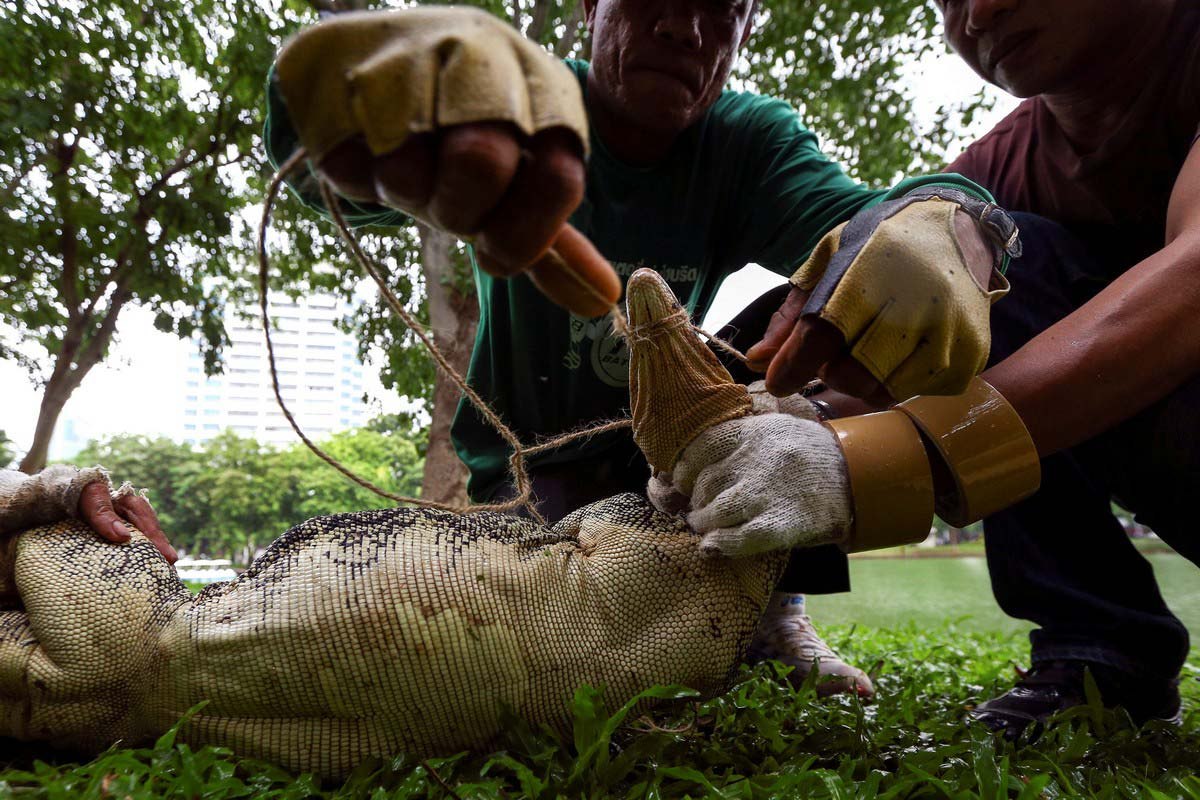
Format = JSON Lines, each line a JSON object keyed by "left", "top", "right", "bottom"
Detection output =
{"left": 18, "top": 284, "right": 129, "bottom": 474}
{"left": 418, "top": 226, "right": 478, "bottom": 506}
{"left": 18, "top": 374, "right": 76, "bottom": 474}
{"left": 553, "top": 1, "right": 587, "bottom": 57}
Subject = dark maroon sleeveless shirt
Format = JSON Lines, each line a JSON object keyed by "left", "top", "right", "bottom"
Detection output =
{"left": 949, "top": 1, "right": 1200, "bottom": 278}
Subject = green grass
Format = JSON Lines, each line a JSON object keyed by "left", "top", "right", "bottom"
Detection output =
{"left": 855, "top": 536, "right": 1178, "bottom": 561}
{"left": 3, "top": 556, "right": 1198, "bottom": 799}
{"left": 811, "top": 552, "right": 1200, "bottom": 635}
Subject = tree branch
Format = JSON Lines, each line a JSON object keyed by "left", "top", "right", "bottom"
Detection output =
{"left": 528, "top": 0, "right": 551, "bottom": 42}
{"left": 306, "top": 0, "right": 367, "bottom": 14}
{"left": 81, "top": 108, "right": 229, "bottom": 316}
{"left": 72, "top": 96, "right": 229, "bottom": 373}
{"left": 554, "top": 1, "right": 586, "bottom": 57}
{"left": 47, "top": 134, "right": 82, "bottom": 323}
{"left": 71, "top": 279, "right": 134, "bottom": 389}
{"left": 141, "top": 122, "right": 226, "bottom": 205}
{"left": 42, "top": 299, "right": 88, "bottom": 402}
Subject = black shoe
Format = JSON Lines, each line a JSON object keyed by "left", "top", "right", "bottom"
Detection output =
{"left": 969, "top": 660, "right": 1182, "bottom": 741}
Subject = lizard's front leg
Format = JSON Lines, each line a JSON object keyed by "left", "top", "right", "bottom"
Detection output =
{"left": 5, "top": 521, "right": 188, "bottom": 748}
{"left": 0, "top": 521, "right": 35, "bottom": 738}
{"left": 0, "top": 605, "right": 35, "bottom": 739}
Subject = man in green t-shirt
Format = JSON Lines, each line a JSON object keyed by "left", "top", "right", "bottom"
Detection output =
{"left": 266, "top": 0, "right": 1020, "bottom": 698}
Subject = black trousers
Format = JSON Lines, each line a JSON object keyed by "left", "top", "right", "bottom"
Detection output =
{"left": 982, "top": 213, "right": 1199, "bottom": 682}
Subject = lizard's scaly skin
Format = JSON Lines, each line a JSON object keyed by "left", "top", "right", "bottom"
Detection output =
{"left": 1, "top": 500, "right": 784, "bottom": 775}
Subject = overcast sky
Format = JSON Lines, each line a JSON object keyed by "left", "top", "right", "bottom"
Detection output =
{"left": 1, "top": 49, "right": 1019, "bottom": 463}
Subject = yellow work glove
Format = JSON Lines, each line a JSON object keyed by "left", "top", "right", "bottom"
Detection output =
{"left": 792, "top": 188, "right": 1020, "bottom": 400}
{"left": 274, "top": 7, "right": 589, "bottom": 167}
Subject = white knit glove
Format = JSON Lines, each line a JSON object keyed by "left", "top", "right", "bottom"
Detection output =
{"left": 648, "top": 411, "right": 852, "bottom": 557}
{"left": 0, "top": 465, "right": 112, "bottom": 536}
{"left": 647, "top": 381, "right": 819, "bottom": 515}
{"left": 745, "top": 380, "right": 823, "bottom": 421}
{"left": 647, "top": 381, "right": 824, "bottom": 519}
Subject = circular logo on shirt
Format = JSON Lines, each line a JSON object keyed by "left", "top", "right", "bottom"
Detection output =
{"left": 590, "top": 313, "right": 629, "bottom": 388}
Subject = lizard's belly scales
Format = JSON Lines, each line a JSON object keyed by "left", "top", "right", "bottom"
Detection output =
{"left": 1, "top": 496, "right": 782, "bottom": 777}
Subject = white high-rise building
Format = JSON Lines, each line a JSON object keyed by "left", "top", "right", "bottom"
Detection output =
{"left": 178, "top": 294, "right": 369, "bottom": 447}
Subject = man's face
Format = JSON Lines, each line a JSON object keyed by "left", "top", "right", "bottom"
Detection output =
{"left": 936, "top": 0, "right": 1133, "bottom": 97}
{"left": 584, "top": 0, "right": 755, "bottom": 135}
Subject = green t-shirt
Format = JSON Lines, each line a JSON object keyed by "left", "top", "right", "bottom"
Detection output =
{"left": 263, "top": 59, "right": 991, "bottom": 501}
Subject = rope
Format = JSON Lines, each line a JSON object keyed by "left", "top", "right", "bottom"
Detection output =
{"left": 257, "top": 148, "right": 749, "bottom": 521}
{"left": 259, "top": 151, "right": 456, "bottom": 511}
{"left": 316, "top": 178, "right": 542, "bottom": 520}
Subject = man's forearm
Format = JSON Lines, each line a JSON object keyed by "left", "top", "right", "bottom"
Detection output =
{"left": 984, "top": 229, "right": 1200, "bottom": 456}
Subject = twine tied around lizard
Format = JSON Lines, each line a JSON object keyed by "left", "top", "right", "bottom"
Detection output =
{"left": 258, "top": 148, "right": 750, "bottom": 523}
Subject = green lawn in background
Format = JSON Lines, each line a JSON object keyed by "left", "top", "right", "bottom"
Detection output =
{"left": 809, "top": 552, "right": 1200, "bottom": 636}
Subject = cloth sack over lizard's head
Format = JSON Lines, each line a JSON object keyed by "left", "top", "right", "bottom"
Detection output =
{"left": 625, "top": 269, "right": 754, "bottom": 474}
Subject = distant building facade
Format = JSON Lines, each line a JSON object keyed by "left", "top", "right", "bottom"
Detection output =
{"left": 179, "top": 294, "right": 369, "bottom": 447}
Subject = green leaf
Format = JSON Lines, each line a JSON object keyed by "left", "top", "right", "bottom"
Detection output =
{"left": 568, "top": 683, "right": 699, "bottom": 787}
{"left": 483, "top": 754, "right": 547, "bottom": 799}
{"left": 153, "top": 699, "right": 209, "bottom": 753}
{"left": 659, "top": 765, "right": 728, "bottom": 796}
{"left": 971, "top": 736, "right": 1000, "bottom": 797}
